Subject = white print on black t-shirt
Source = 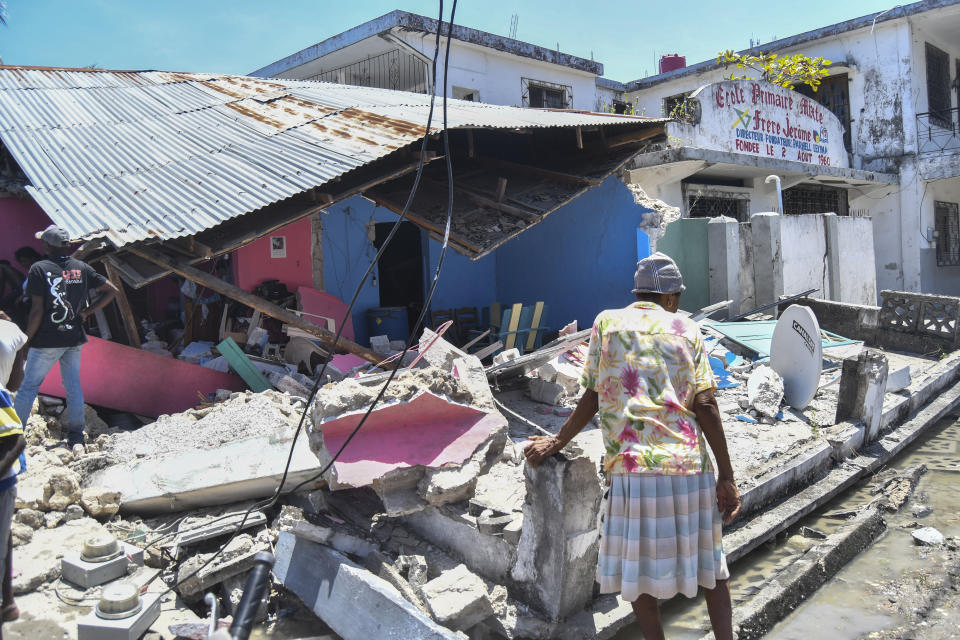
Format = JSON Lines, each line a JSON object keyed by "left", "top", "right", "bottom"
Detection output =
{"left": 45, "top": 270, "right": 76, "bottom": 330}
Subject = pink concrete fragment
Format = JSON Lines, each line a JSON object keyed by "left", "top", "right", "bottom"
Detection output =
{"left": 39, "top": 336, "right": 246, "bottom": 417}
{"left": 330, "top": 353, "right": 367, "bottom": 373}
{"left": 319, "top": 391, "right": 505, "bottom": 487}
{"left": 298, "top": 286, "right": 355, "bottom": 341}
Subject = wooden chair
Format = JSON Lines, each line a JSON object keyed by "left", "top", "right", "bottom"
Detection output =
{"left": 520, "top": 301, "right": 549, "bottom": 353}
{"left": 430, "top": 308, "right": 456, "bottom": 343}
{"left": 454, "top": 307, "right": 480, "bottom": 346}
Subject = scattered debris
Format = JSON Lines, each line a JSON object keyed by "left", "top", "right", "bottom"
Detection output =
{"left": 912, "top": 527, "right": 945, "bottom": 547}
{"left": 747, "top": 365, "right": 785, "bottom": 418}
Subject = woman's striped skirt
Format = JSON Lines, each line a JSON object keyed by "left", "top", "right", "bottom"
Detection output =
{"left": 597, "top": 472, "right": 729, "bottom": 601}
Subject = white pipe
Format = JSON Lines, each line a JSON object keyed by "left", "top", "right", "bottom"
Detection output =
{"left": 765, "top": 174, "right": 783, "bottom": 214}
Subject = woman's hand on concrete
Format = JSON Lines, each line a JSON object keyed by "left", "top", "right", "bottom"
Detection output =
{"left": 523, "top": 435, "right": 561, "bottom": 468}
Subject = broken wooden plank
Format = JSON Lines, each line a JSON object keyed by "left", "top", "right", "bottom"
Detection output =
{"left": 495, "top": 177, "right": 508, "bottom": 203}
{"left": 128, "top": 246, "right": 384, "bottom": 364}
{"left": 217, "top": 337, "right": 273, "bottom": 393}
{"left": 475, "top": 156, "right": 602, "bottom": 186}
{"left": 104, "top": 261, "right": 142, "bottom": 348}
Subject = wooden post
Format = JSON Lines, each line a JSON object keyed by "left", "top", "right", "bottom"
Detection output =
{"left": 128, "top": 247, "right": 384, "bottom": 365}
{"left": 104, "top": 261, "right": 142, "bottom": 348}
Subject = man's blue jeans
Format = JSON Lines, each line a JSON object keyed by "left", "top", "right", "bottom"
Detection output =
{"left": 13, "top": 346, "right": 85, "bottom": 438}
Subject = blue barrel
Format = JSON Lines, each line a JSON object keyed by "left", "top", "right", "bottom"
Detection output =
{"left": 365, "top": 306, "right": 409, "bottom": 342}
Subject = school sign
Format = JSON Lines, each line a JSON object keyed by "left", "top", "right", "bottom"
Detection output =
{"left": 675, "top": 80, "right": 848, "bottom": 169}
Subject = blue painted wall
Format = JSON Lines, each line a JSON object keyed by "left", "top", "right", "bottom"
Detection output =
{"left": 321, "top": 196, "right": 496, "bottom": 346}
{"left": 493, "top": 177, "right": 652, "bottom": 333}
{"left": 304, "top": 177, "right": 652, "bottom": 348}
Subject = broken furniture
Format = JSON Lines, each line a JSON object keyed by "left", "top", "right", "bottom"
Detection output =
{"left": 454, "top": 307, "right": 480, "bottom": 346}
{"left": 430, "top": 308, "right": 457, "bottom": 344}
{"left": 216, "top": 337, "right": 274, "bottom": 393}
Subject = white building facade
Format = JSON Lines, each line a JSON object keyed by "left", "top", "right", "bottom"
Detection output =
{"left": 251, "top": 10, "right": 625, "bottom": 113}
{"left": 624, "top": 0, "right": 960, "bottom": 298}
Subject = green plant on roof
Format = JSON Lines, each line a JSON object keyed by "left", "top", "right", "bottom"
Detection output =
{"left": 716, "top": 50, "right": 832, "bottom": 91}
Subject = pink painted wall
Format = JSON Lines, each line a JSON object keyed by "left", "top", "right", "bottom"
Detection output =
{"left": 39, "top": 336, "right": 246, "bottom": 416}
{"left": 233, "top": 218, "right": 314, "bottom": 293}
{"left": 0, "top": 197, "right": 51, "bottom": 264}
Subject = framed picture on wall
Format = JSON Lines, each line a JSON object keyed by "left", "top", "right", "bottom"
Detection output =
{"left": 270, "top": 236, "right": 286, "bottom": 259}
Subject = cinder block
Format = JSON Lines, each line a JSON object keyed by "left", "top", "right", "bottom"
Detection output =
{"left": 77, "top": 593, "right": 161, "bottom": 640}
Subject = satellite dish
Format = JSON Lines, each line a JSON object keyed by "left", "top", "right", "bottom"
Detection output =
{"left": 770, "top": 305, "right": 822, "bottom": 409}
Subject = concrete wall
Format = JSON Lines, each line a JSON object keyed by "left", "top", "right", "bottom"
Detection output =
{"left": 919, "top": 176, "right": 960, "bottom": 296}
{"left": 627, "top": 20, "right": 912, "bottom": 164}
{"left": 657, "top": 217, "right": 710, "bottom": 312}
{"left": 398, "top": 35, "right": 599, "bottom": 111}
{"left": 836, "top": 216, "right": 881, "bottom": 304}
{"left": 779, "top": 214, "right": 829, "bottom": 299}
{"left": 737, "top": 222, "right": 756, "bottom": 311}
{"left": 494, "top": 177, "right": 651, "bottom": 331}
{"left": 234, "top": 217, "right": 314, "bottom": 293}
{"left": 700, "top": 212, "right": 877, "bottom": 310}
{"left": 0, "top": 196, "right": 51, "bottom": 265}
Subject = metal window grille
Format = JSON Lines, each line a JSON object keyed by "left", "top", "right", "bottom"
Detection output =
{"left": 687, "top": 195, "right": 748, "bottom": 222}
{"left": 796, "top": 75, "right": 851, "bottom": 152}
{"left": 926, "top": 43, "right": 952, "bottom": 130}
{"left": 306, "top": 50, "right": 429, "bottom": 93}
{"left": 521, "top": 78, "right": 572, "bottom": 109}
{"left": 935, "top": 201, "right": 960, "bottom": 267}
{"left": 782, "top": 185, "right": 848, "bottom": 216}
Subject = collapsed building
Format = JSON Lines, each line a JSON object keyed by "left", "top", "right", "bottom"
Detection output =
{"left": 1, "top": 63, "right": 960, "bottom": 640}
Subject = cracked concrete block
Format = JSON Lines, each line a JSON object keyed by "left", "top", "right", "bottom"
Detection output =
{"left": 397, "top": 554, "right": 430, "bottom": 590}
{"left": 176, "top": 534, "right": 267, "bottom": 598}
{"left": 42, "top": 468, "right": 82, "bottom": 511}
{"left": 510, "top": 438, "right": 603, "bottom": 621}
{"left": 14, "top": 508, "right": 43, "bottom": 530}
{"left": 452, "top": 355, "right": 496, "bottom": 412}
{"left": 275, "top": 531, "right": 461, "bottom": 640}
{"left": 364, "top": 550, "right": 431, "bottom": 614}
{"left": 912, "top": 527, "right": 944, "bottom": 546}
{"left": 80, "top": 486, "right": 121, "bottom": 518}
{"left": 419, "top": 430, "right": 506, "bottom": 508}
{"left": 492, "top": 349, "right": 520, "bottom": 366}
{"left": 528, "top": 378, "right": 565, "bottom": 406}
{"left": 747, "top": 365, "right": 784, "bottom": 419}
{"left": 477, "top": 512, "right": 515, "bottom": 536}
{"left": 422, "top": 564, "right": 495, "bottom": 631}
{"left": 501, "top": 516, "right": 523, "bottom": 546}
{"left": 276, "top": 505, "right": 376, "bottom": 559}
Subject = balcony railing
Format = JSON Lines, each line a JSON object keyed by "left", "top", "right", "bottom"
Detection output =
{"left": 917, "top": 106, "right": 960, "bottom": 154}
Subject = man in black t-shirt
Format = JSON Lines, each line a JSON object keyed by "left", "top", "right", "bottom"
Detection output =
{"left": 12, "top": 225, "right": 118, "bottom": 448}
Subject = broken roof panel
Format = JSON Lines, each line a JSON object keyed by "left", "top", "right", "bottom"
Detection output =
{"left": 0, "top": 66, "right": 665, "bottom": 249}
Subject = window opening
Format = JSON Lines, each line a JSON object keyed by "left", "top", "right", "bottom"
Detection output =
{"left": 796, "top": 74, "right": 851, "bottom": 152}
{"left": 935, "top": 201, "right": 960, "bottom": 267}
{"left": 782, "top": 185, "right": 849, "bottom": 216}
{"left": 926, "top": 43, "right": 952, "bottom": 129}
{"left": 521, "top": 78, "right": 571, "bottom": 109}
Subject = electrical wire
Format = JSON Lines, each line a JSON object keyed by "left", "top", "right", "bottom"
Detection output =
{"left": 157, "top": 0, "right": 458, "bottom": 599}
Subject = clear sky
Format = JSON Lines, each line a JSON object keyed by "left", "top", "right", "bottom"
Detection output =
{"left": 0, "top": 0, "right": 898, "bottom": 82}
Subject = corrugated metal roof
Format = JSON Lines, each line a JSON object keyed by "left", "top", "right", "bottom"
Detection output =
{"left": 0, "top": 66, "right": 666, "bottom": 248}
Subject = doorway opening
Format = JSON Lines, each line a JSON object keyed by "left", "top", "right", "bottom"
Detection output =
{"left": 373, "top": 221, "right": 424, "bottom": 335}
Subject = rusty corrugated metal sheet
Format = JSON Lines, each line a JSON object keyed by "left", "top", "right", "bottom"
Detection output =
{"left": 0, "top": 67, "right": 666, "bottom": 248}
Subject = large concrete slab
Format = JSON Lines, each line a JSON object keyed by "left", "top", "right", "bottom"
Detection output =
{"left": 90, "top": 432, "right": 322, "bottom": 514}
{"left": 317, "top": 391, "right": 506, "bottom": 488}
{"left": 273, "top": 531, "right": 462, "bottom": 640}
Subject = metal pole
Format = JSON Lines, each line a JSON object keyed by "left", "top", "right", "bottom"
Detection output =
{"left": 765, "top": 174, "right": 783, "bottom": 214}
